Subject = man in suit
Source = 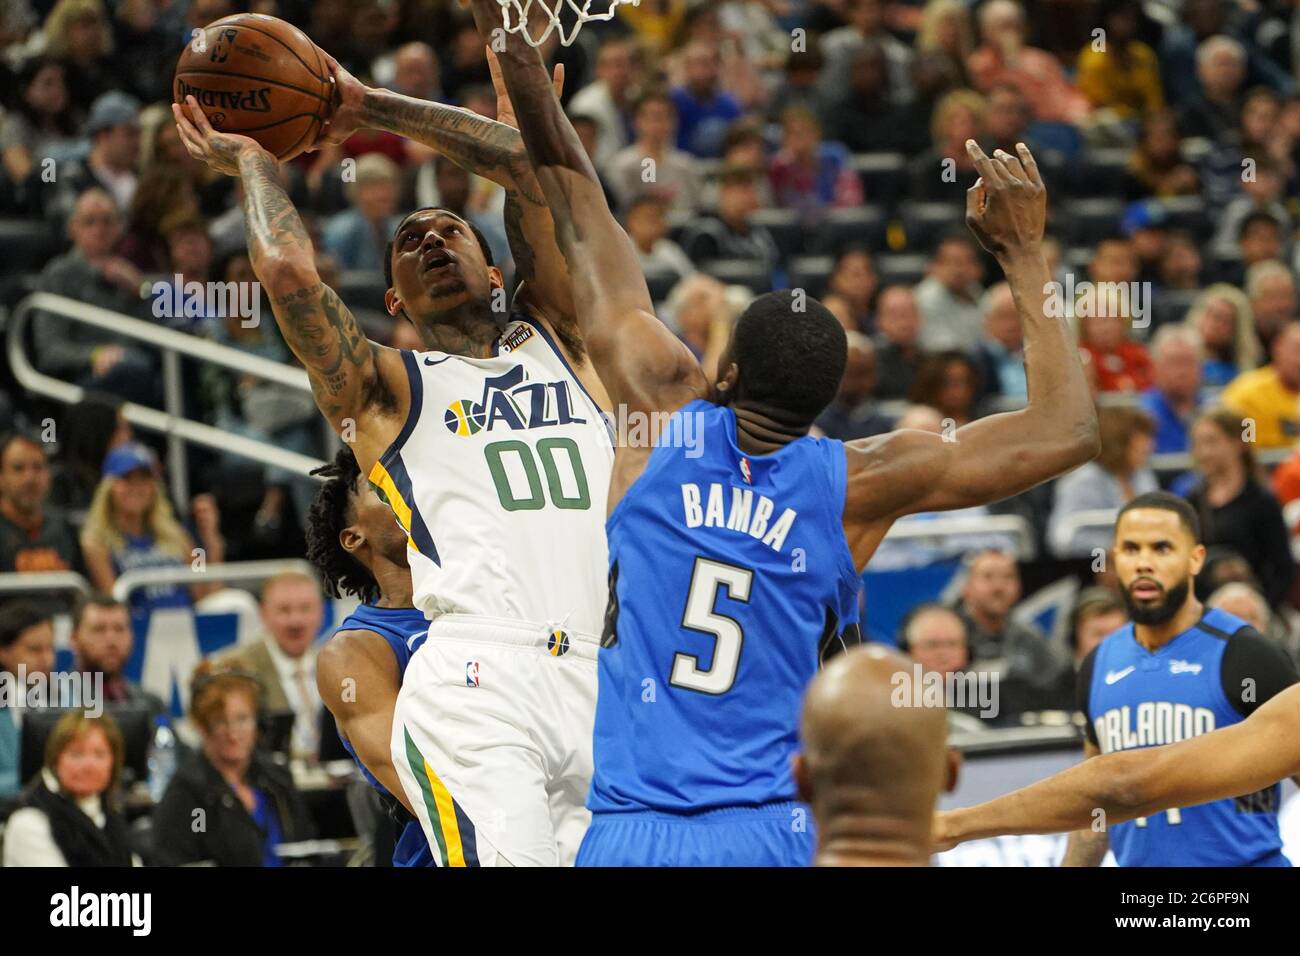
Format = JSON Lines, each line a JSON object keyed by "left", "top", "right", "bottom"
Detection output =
{"left": 215, "top": 572, "right": 325, "bottom": 761}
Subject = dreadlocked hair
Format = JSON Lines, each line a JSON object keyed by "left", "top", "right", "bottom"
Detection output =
{"left": 305, "top": 446, "right": 380, "bottom": 604}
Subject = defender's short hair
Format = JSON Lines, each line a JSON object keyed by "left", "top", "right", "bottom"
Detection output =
{"left": 732, "top": 290, "right": 847, "bottom": 423}
{"left": 1116, "top": 490, "right": 1201, "bottom": 542}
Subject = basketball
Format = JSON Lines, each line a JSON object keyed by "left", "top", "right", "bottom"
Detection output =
{"left": 173, "top": 14, "right": 333, "bottom": 162}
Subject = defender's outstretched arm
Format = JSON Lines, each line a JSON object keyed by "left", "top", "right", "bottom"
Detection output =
{"left": 842, "top": 144, "right": 1099, "bottom": 566}
{"left": 935, "top": 684, "right": 1300, "bottom": 850}
{"left": 464, "top": 0, "right": 708, "bottom": 420}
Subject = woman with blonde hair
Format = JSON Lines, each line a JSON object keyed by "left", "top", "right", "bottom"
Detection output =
{"left": 80, "top": 443, "right": 226, "bottom": 614}
{"left": 42, "top": 0, "right": 121, "bottom": 114}
{"left": 915, "top": 0, "right": 974, "bottom": 85}
{"left": 1184, "top": 284, "right": 1261, "bottom": 388}
{"left": 2, "top": 712, "right": 136, "bottom": 866}
{"left": 908, "top": 88, "right": 987, "bottom": 201}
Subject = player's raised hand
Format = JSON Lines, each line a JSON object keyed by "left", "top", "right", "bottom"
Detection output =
{"left": 172, "top": 96, "right": 267, "bottom": 176}
{"left": 486, "top": 47, "right": 565, "bottom": 131}
{"left": 963, "top": 141, "right": 1046, "bottom": 258}
{"left": 313, "top": 46, "right": 370, "bottom": 148}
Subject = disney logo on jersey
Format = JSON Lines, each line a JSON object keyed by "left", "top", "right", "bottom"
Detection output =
{"left": 444, "top": 364, "right": 587, "bottom": 437}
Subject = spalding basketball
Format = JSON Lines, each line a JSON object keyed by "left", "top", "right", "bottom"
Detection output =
{"left": 174, "top": 14, "right": 333, "bottom": 162}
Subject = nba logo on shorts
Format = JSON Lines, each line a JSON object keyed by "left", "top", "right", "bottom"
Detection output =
{"left": 466, "top": 660, "right": 480, "bottom": 687}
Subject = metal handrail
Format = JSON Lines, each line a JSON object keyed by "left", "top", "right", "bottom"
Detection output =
{"left": 0, "top": 570, "right": 92, "bottom": 598}
{"left": 111, "top": 558, "right": 321, "bottom": 603}
{"left": 880, "top": 513, "right": 1035, "bottom": 560}
{"left": 7, "top": 293, "right": 330, "bottom": 505}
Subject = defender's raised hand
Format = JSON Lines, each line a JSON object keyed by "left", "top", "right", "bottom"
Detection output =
{"left": 486, "top": 47, "right": 564, "bottom": 132}
{"left": 173, "top": 96, "right": 268, "bottom": 176}
{"left": 964, "top": 141, "right": 1046, "bottom": 258}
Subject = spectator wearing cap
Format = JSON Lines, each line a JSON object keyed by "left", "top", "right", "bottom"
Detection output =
{"left": 915, "top": 232, "right": 984, "bottom": 353}
{"left": 1048, "top": 406, "right": 1158, "bottom": 558}
{"left": 1139, "top": 325, "right": 1205, "bottom": 454}
{"left": 873, "top": 285, "right": 926, "bottom": 400}
{"left": 967, "top": 0, "right": 1090, "bottom": 124}
{"left": 79, "top": 442, "right": 226, "bottom": 615}
{"left": 680, "top": 165, "right": 781, "bottom": 288}
{"left": 1075, "top": 0, "right": 1164, "bottom": 123}
{"left": 670, "top": 42, "right": 743, "bottom": 158}
{"left": 768, "top": 106, "right": 862, "bottom": 227}
{"left": 69, "top": 594, "right": 166, "bottom": 720}
{"left": 973, "top": 282, "right": 1027, "bottom": 403}
{"left": 814, "top": 332, "right": 892, "bottom": 441}
{"left": 0, "top": 433, "right": 85, "bottom": 592}
{"left": 0, "top": 601, "right": 56, "bottom": 799}
{"left": 1221, "top": 321, "right": 1300, "bottom": 449}
{"left": 61, "top": 89, "right": 142, "bottom": 214}
{"left": 323, "top": 153, "right": 403, "bottom": 273}
{"left": 607, "top": 89, "right": 703, "bottom": 215}
{"left": 1186, "top": 284, "right": 1260, "bottom": 388}
{"left": 34, "top": 188, "right": 158, "bottom": 407}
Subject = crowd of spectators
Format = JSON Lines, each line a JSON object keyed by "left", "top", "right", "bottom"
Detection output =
{"left": 1, "top": 0, "right": 1300, "bottom": 799}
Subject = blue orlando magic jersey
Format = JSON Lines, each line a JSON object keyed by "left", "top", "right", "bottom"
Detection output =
{"left": 1080, "top": 606, "right": 1298, "bottom": 867}
{"left": 333, "top": 604, "right": 431, "bottom": 867}
{"left": 591, "top": 400, "right": 861, "bottom": 813}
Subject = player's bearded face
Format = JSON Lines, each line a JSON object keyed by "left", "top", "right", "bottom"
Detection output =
{"left": 1120, "top": 574, "right": 1190, "bottom": 626}
{"left": 1113, "top": 509, "right": 1204, "bottom": 626}
{"left": 390, "top": 214, "right": 497, "bottom": 323}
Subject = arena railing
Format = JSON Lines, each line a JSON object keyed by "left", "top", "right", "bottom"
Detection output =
{"left": 0, "top": 570, "right": 92, "bottom": 600}
{"left": 111, "top": 558, "right": 322, "bottom": 604}
{"left": 878, "top": 513, "right": 1035, "bottom": 560}
{"left": 7, "top": 292, "right": 332, "bottom": 507}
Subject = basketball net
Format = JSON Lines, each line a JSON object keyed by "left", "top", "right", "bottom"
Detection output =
{"left": 496, "top": 0, "right": 641, "bottom": 48}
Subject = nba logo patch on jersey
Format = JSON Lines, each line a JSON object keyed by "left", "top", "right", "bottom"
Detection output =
{"left": 739, "top": 457, "right": 752, "bottom": 484}
{"left": 465, "top": 660, "right": 481, "bottom": 686}
{"left": 547, "top": 629, "right": 570, "bottom": 657}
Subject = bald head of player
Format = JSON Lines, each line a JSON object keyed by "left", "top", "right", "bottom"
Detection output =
{"left": 794, "top": 645, "right": 958, "bottom": 866}
{"left": 383, "top": 206, "right": 506, "bottom": 348}
{"left": 712, "top": 290, "right": 849, "bottom": 435}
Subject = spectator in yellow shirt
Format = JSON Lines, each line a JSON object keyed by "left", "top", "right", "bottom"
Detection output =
{"left": 1220, "top": 322, "right": 1300, "bottom": 448}
{"left": 1076, "top": 0, "right": 1164, "bottom": 121}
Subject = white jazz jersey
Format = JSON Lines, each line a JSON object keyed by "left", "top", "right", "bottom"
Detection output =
{"left": 368, "top": 313, "right": 614, "bottom": 636}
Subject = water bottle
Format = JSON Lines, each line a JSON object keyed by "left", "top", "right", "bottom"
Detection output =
{"left": 147, "top": 716, "right": 178, "bottom": 803}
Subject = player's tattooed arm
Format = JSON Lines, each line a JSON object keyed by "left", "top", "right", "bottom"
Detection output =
{"left": 465, "top": 0, "right": 708, "bottom": 421}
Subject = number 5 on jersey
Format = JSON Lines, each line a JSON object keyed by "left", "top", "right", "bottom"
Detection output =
{"left": 671, "top": 557, "right": 753, "bottom": 695}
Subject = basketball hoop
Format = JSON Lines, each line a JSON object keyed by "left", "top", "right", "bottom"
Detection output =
{"left": 496, "top": 0, "right": 641, "bottom": 48}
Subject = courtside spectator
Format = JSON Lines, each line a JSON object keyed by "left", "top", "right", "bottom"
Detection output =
{"left": 1181, "top": 408, "right": 1296, "bottom": 608}
{"left": 1220, "top": 321, "right": 1300, "bottom": 448}
{"left": 908, "top": 350, "right": 982, "bottom": 428}
{"left": 915, "top": 232, "right": 984, "bottom": 353}
{"left": 57, "top": 89, "right": 141, "bottom": 214}
{"left": 1048, "top": 406, "right": 1158, "bottom": 558}
{"left": 80, "top": 442, "right": 226, "bottom": 613}
{"left": 0, "top": 433, "right": 84, "bottom": 588}
{"left": 1042, "top": 587, "right": 1129, "bottom": 711}
{"left": 323, "top": 153, "right": 402, "bottom": 272}
{"left": 898, "top": 603, "right": 987, "bottom": 732}
{"left": 1139, "top": 325, "right": 1205, "bottom": 454}
{"left": 152, "top": 664, "right": 313, "bottom": 866}
{"left": 1187, "top": 284, "right": 1260, "bottom": 388}
{"left": 0, "top": 602, "right": 56, "bottom": 798}
{"left": 69, "top": 594, "right": 166, "bottom": 719}
{"left": 213, "top": 572, "right": 325, "bottom": 761}
{"left": 1, "top": 711, "right": 136, "bottom": 866}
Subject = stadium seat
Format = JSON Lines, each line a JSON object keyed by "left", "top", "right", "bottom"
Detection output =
{"left": 788, "top": 255, "right": 834, "bottom": 299}
{"left": 1066, "top": 148, "right": 1130, "bottom": 198}
{"left": 851, "top": 153, "right": 908, "bottom": 209}
{"left": 1060, "top": 198, "right": 1126, "bottom": 245}
{"left": 818, "top": 206, "right": 888, "bottom": 255}
{"left": 875, "top": 253, "right": 929, "bottom": 287}
{"left": 700, "top": 258, "right": 772, "bottom": 294}
{"left": 899, "top": 201, "right": 965, "bottom": 251}
{"left": 0, "top": 218, "right": 60, "bottom": 277}
{"left": 751, "top": 207, "right": 805, "bottom": 261}
{"left": 1157, "top": 196, "right": 1211, "bottom": 243}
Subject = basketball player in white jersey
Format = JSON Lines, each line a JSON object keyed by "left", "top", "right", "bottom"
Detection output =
{"left": 173, "top": 52, "right": 612, "bottom": 865}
